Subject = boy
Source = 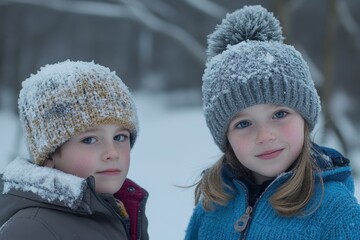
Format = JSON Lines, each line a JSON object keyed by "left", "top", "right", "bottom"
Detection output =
{"left": 0, "top": 60, "right": 148, "bottom": 240}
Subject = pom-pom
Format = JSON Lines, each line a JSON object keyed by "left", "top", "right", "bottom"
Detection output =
{"left": 206, "top": 5, "right": 284, "bottom": 60}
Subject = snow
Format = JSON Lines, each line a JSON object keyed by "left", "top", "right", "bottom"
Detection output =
{"left": 265, "top": 52, "right": 275, "bottom": 64}
{"left": 0, "top": 91, "right": 359, "bottom": 240}
{"left": 2, "top": 157, "right": 85, "bottom": 209}
{"left": 128, "top": 92, "right": 221, "bottom": 239}
{"left": 0, "top": 92, "right": 221, "bottom": 239}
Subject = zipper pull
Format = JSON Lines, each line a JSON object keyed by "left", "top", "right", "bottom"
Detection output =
{"left": 234, "top": 206, "right": 253, "bottom": 232}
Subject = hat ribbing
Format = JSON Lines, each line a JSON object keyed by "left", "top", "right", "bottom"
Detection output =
{"left": 203, "top": 5, "right": 321, "bottom": 152}
{"left": 18, "top": 60, "right": 138, "bottom": 165}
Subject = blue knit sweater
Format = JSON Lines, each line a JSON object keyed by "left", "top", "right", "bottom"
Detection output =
{"left": 185, "top": 145, "right": 360, "bottom": 239}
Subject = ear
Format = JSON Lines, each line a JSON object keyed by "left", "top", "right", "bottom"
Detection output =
{"left": 44, "top": 158, "right": 55, "bottom": 168}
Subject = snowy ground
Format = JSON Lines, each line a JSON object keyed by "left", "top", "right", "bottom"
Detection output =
{"left": 0, "top": 92, "right": 359, "bottom": 240}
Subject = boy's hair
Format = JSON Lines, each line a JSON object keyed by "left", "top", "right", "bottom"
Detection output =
{"left": 195, "top": 123, "right": 322, "bottom": 216}
{"left": 202, "top": 5, "right": 321, "bottom": 152}
{"left": 18, "top": 60, "right": 138, "bottom": 165}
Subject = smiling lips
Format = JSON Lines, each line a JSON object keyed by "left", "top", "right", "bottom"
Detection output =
{"left": 97, "top": 169, "right": 121, "bottom": 175}
{"left": 256, "top": 149, "right": 284, "bottom": 160}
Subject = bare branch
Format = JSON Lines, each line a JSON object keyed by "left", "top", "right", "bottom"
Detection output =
{"left": 296, "top": 45, "right": 324, "bottom": 86}
{"left": 336, "top": 0, "right": 360, "bottom": 51}
{"left": 139, "top": 0, "right": 178, "bottom": 19}
{"left": 0, "top": 0, "right": 132, "bottom": 18}
{"left": 285, "top": 0, "right": 307, "bottom": 12}
{"left": 1, "top": 0, "right": 206, "bottom": 63}
{"left": 117, "top": 0, "right": 206, "bottom": 63}
{"left": 183, "top": 0, "right": 228, "bottom": 19}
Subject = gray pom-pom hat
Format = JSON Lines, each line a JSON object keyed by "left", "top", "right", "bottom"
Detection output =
{"left": 203, "top": 5, "right": 321, "bottom": 152}
{"left": 18, "top": 60, "right": 139, "bottom": 165}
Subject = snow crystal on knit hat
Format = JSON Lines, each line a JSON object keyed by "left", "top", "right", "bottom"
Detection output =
{"left": 203, "top": 5, "right": 321, "bottom": 152}
{"left": 18, "top": 60, "right": 139, "bottom": 165}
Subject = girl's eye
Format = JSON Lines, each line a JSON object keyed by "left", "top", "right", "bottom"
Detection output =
{"left": 114, "top": 134, "right": 128, "bottom": 142}
{"left": 236, "top": 120, "right": 251, "bottom": 129}
{"left": 81, "top": 137, "right": 97, "bottom": 144}
{"left": 273, "top": 110, "right": 288, "bottom": 119}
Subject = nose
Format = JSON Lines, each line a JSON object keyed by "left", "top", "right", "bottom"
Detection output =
{"left": 103, "top": 141, "right": 119, "bottom": 161}
{"left": 256, "top": 124, "right": 275, "bottom": 145}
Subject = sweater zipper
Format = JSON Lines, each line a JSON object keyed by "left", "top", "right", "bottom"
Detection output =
{"left": 238, "top": 204, "right": 257, "bottom": 240}
{"left": 234, "top": 206, "right": 252, "bottom": 233}
{"left": 235, "top": 185, "right": 272, "bottom": 240}
{"left": 234, "top": 174, "right": 290, "bottom": 240}
{"left": 233, "top": 181, "right": 254, "bottom": 240}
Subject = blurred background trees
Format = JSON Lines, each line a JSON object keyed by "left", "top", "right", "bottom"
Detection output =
{"left": 1, "top": 0, "right": 359, "bottom": 154}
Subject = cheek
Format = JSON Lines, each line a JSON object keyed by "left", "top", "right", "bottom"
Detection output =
{"left": 120, "top": 151, "right": 131, "bottom": 171}
{"left": 116, "top": 145, "right": 129, "bottom": 160}
{"left": 228, "top": 131, "right": 254, "bottom": 148}
{"left": 67, "top": 158, "right": 95, "bottom": 178}
{"left": 55, "top": 150, "right": 96, "bottom": 178}
{"left": 228, "top": 134, "right": 252, "bottom": 159}
{"left": 280, "top": 120, "right": 305, "bottom": 148}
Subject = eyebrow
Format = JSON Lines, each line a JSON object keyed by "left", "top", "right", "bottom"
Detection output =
{"left": 229, "top": 113, "right": 248, "bottom": 124}
{"left": 232, "top": 104, "right": 287, "bottom": 119}
{"left": 82, "top": 126, "right": 128, "bottom": 134}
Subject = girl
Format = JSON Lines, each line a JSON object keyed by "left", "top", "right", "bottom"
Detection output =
{"left": 185, "top": 5, "right": 360, "bottom": 239}
{"left": 0, "top": 60, "right": 148, "bottom": 240}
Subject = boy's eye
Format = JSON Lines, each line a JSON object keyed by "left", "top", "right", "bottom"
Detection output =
{"left": 236, "top": 120, "right": 251, "bottom": 129}
{"left": 114, "top": 134, "right": 128, "bottom": 142}
{"left": 81, "top": 137, "right": 97, "bottom": 144}
{"left": 273, "top": 110, "right": 288, "bottom": 119}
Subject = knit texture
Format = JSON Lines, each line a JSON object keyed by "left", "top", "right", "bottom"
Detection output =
{"left": 18, "top": 60, "right": 138, "bottom": 165}
{"left": 202, "top": 5, "right": 321, "bottom": 152}
{"left": 185, "top": 147, "right": 360, "bottom": 239}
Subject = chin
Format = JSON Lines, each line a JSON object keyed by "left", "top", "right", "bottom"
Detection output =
{"left": 96, "top": 186, "right": 122, "bottom": 194}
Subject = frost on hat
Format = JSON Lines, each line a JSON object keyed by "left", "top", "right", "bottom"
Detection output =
{"left": 18, "top": 60, "right": 139, "bottom": 165}
{"left": 202, "top": 5, "right": 321, "bottom": 152}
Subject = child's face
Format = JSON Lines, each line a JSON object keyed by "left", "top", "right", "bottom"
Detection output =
{"left": 51, "top": 124, "right": 131, "bottom": 194}
{"left": 227, "top": 104, "right": 305, "bottom": 184}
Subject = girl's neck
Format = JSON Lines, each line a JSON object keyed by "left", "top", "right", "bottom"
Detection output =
{"left": 251, "top": 172, "right": 275, "bottom": 185}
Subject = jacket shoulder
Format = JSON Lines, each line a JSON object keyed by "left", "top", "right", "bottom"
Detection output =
{"left": 312, "top": 143, "right": 350, "bottom": 168}
{"left": 185, "top": 203, "right": 206, "bottom": 240}
{"left": 0, "top": 207, "right": 59, "bottom": 239}
{"left": 321, "top": 188, "right": 360, "bottom": 239}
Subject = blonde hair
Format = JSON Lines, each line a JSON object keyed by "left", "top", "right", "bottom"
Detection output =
{"left": 194, "top": 123, "right": 323, "bottom": 217}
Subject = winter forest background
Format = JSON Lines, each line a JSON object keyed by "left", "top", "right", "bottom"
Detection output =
{"left": 0, "top": 0, "right": 360, "bottom": 239}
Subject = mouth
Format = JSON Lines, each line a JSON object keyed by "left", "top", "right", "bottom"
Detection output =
{"left": 256, "top": 148, "right": 284, "bottom": 160}
{"left": 96, "top": 169, "right": 121, "bottom": 175}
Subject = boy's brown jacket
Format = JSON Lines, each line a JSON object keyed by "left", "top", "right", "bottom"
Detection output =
{"left": 0, "top": 158, "right": 149, "bottom": 240}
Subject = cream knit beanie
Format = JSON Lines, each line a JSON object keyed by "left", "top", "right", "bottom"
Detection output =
{"left": 18, "top": 60, "right": 138, "bottom": 165}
